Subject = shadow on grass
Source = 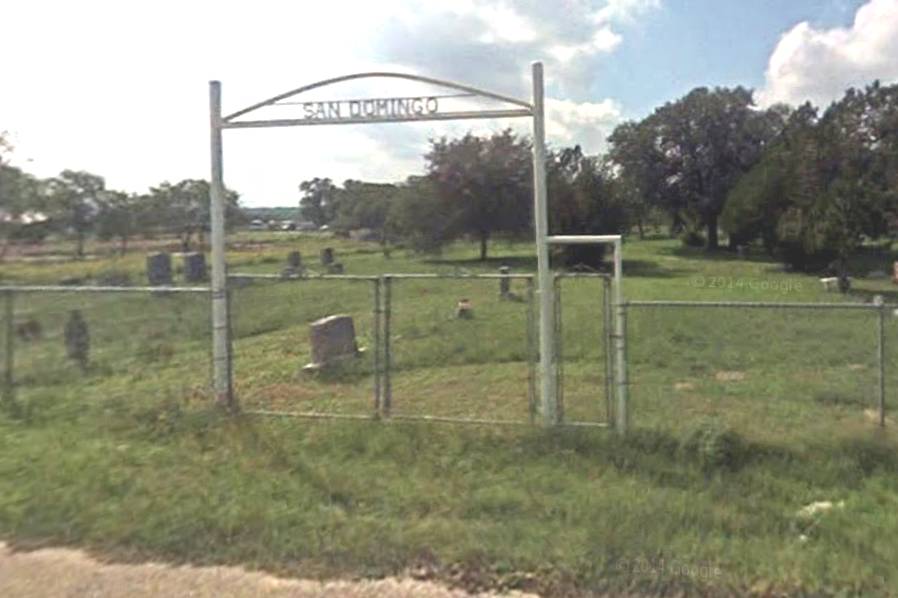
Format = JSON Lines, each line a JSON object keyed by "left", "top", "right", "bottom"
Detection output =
{"left": 423, "top": 255, "right": 685, "bottom": 279}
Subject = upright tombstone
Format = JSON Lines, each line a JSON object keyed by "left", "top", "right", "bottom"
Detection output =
{"left": 182, "top": 252, "right": 207, "bottom": 282}
{"left": 320, "top": 247, "right": 335, "bottom": 267}
{"left": 282, "top": 250, "right": 304, "bottom": 277}
{"left": 498, "top": 266, "right": 511, "bottom": 298}
{"left": 456, "top": 298, "right": 474, "bottom": 319}
{"left": 64, "top": 310, "right": 89, "bottom": 373}
{"left": 303, "top": 314, "right": 361, "bottom": 370}
{"left": 146, "top": 252, "right": 173, "bottom": 286}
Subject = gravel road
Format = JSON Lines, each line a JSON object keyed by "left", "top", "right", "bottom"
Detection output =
{"left": 0, "top": 542, "right": 537, "bottom": 598}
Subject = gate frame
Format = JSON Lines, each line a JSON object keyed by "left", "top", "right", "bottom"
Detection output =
{"left": 207, "top": 63, "right": 628, "bottom": 430}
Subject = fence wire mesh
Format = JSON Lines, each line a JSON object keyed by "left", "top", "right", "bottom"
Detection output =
{"left": 384, "top": 275, "right": 535, "bottom": 423}
{"left": 228, "top": 275, "right": 379, "bottom": 418}
{"left": 554, "top": 274, "right": 613, "bottom": 425}
{"left": 1, "top": 287, "right": 212, "bottom": 415}
{"left": 625, "top": 301, "right": 892, "bottom": 441}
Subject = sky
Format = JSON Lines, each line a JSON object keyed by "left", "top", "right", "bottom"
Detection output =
{"left": 3, "top": 0, "right": 897, "bottom": 207}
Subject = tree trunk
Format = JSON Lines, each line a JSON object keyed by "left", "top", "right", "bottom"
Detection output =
{"left": 479, "top": 232, "right": 489, "bottom": 261}
{"left": 706, "top": 214, "right": 719, "bottom": 250}
{"left": 119, "top": 234, "right": 128, "bottom": 256}
{"left": 637, "top": 219, "right": 645, "bottom": 240}
{"left": 76, "top": 232, "right": 85, "bottom": 259}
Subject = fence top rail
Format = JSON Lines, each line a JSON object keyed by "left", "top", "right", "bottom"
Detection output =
{"left": 382, "top": 272, "right": 610, "bottom": 280}
{"left": 229, "top": 272, "right": 609, "bottom": 282}
{"left": 229, "top": 273, "right": 379, "bottom": 281}
{"left": 0, "top": 285, "right": 210, "bottom": 294}
{"left": 626, "top": 299, "right": 889, "bottom": 310}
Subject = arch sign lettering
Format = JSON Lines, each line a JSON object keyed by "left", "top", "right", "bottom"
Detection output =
{"left": 206, "top": 64, "right": 624, "bottom": 430}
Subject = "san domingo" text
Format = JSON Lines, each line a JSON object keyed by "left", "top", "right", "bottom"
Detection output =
{"left": 300, "top": 97, "right": 440, "bottom": 120}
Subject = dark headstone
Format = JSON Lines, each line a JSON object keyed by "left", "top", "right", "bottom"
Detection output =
{"left": 499, "top": 266, "right": 511, "bottom": 298}
{"left": 320, "top": 247, "right": 335, "bottom": 266}
{"left": 146, "top": 252, "right": 173, "bottom": 286}
{"left": 327, "top": 262, "right": 344, "bottom": 274}
{"left": 64, "top": 310, "right": 89, "bottom": 372}
{"left": 287, "top": 251, "right": 302, "bottom": 269}
{"left": 303, "top": 314, "right": 361, "bottom": 370}
{"left": 182, "top": 252, "right": 207, "bottom": 282}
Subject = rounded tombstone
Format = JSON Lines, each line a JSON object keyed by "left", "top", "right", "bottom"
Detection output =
{"left": 146, "top": 252, "right": 173, "bottom": 286}
{"left": 320, "top": 247, "right": 335, "bottom": 266}
{"left": 182, "top": 252, "right": 207, "bottom": 283}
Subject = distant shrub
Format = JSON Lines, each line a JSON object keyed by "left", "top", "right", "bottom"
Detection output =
{"left": 679, "top": 229, "right": 705, "bottom": 248}
{"left": 682, "top": 421, "right": 746, "bottom": 471}
{"left": 94, "top": 270, "right": 131, "bottom": 286}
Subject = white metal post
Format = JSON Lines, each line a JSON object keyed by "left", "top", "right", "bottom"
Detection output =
{"left": 613, "top": 239, "right": 628, "bottom": 434}
{"left": 531, "top": 62, "right": 558, "bottom": 425}
{"left": 209, "top": 81, "right": 234, "bottom": 408}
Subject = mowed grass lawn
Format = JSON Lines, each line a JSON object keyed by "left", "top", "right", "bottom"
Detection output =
{"left": 2, "top": 232, "right": 898, "bottom": 596}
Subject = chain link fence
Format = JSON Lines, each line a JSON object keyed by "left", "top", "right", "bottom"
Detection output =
{"left": 624, "top": 300, "right": 895, "bottom": 441}
{"left": 1, "top": 286, "right": 212, "bottom": 416}
{"left": 227, "top": 272, "right": 613, "bottom": 427}
{"left": 5, "top": 280, "right": 893, "bottom": 438}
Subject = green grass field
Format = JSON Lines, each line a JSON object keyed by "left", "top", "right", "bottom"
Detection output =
{"left": 2, "top": 232, "right": 898, "bottom": 596}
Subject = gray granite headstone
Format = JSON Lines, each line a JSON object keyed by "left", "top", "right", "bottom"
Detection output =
{"left": 499, "top": 266, "right": 511, "bottom": 298}
{"left": 303, "top": 314, "right": 360, "bottom": 370}
{"left": 282, "top": 251, "right": 304, "bottom": 278}
{"left": 320, "top": 247, "right": 335, "bottom": 266}
{"left": 182, "top": 252, "right": 207, "bottom": 282}
{"left": 146, "top": 252, "right": 172, "bottom": 286}
{"left": 64, "top": 310, "right": 89, "bottom": 372}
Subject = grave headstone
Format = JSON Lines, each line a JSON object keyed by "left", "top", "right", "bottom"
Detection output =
{"left": 146, "top": 252, "right": 173, "bottom": 286}
{"left": 456, "top": 298, "right": 474, "bottom": 319}
{"left": 64, "top": 310, "right": 89, "bottom": 372}
{"left": 498, "top": 266, "right": 511, "bottom": 298}
{"left": 320, "top": 247, "right": 335, "bottom": 266}
{"left": 327, "top": 262, "right": 344, "bottom": 274}
{"left": 303, "top": 314, "right": 361, "bottom": 370}
{"left": 182, "top": 252, "right": 207, "bottom": 282}
{"left": 282, "top": 251, "right": 304, "bottom": 278}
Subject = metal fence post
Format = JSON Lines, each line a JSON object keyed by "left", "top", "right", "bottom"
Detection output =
{"left": 613, "top": 239, "right": 629, "bottom": 435}
{"left": 373, "top": 278, "right": 382, "bottom": 416}
{"left": 603, "top": 276, "right": 614, "bottom": 424}
{"left": 383, "top": 275, "right": 393, "bottom": 418}
{"left": 614, "top": 301, "right": 629, "bottom": 435}
{"left": 525, "top": 276, "right": 536, "bottom": 423}
{"left": 875, "top": 295, "right": 886, "bottom": 427}
{"left": 3, "top": 291, "right": 13, "bottom": 405}
{"left": 553, "top": 274, "right": 564, "bottom": 424}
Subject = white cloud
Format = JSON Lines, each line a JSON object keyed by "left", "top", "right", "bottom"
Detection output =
{"left": 1, "top": 0, "right": 656, "bottom": 206}
{"left": 545, "top": 98, "right": 623, "bottom": 153}
{"left": 758, "top": 0, "right": 898, "bottom": 107}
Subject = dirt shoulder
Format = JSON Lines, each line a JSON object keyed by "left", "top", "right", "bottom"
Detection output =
{"left": 0, "top": 542, "right": 537, "bottom": 598}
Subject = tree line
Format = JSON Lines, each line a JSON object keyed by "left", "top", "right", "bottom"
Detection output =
{"left": 0, "top": 139, "right": 242, "bottom": 260}
{"left": 301, "top": 80, "right": 898, "bottom": 271}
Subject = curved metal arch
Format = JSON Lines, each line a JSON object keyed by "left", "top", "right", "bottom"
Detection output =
{"left": 223, "top": 72, "right": 532, "bottom": 122}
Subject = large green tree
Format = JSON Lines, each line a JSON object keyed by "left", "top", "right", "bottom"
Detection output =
{"left": 147, "top": 179, "right": 242, "bottom": 251}
{"left": 609, "top": 87, "right": 786, "bottom": 249}
{"left": 298, "top": 177, "right": 338, "bottom": 227}
{"left": 425, "top": 129, "right": 532, "bottom": 260}
{"left": 46, "top": 170, "right": 105, "bottom": 258}
{"left": 723, "top": 82, "right": 898, "bottom": 275}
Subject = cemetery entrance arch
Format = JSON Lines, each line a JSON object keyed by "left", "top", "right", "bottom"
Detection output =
{"left": 207, "top": 64, "right": 627, "bottom": 430}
